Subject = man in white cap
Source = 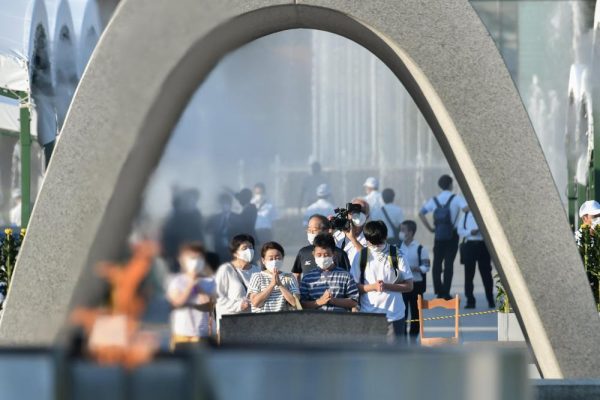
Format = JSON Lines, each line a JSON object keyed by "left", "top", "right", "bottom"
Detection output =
{"left": 363, "top": 177, "right": 384, "bottom": 215}
{"left": 303, "top": 184, "right": 335, "bottom": 227}
{"left": 575, "top": 200, "right": 600, "bottom": 242}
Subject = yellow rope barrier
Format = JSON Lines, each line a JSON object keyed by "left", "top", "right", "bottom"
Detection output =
{"left": 406, "top": 309, "right": 498, "bottom": 323}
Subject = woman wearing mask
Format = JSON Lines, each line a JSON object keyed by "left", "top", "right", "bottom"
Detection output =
{"left": 215, "top": 234, "right": 261, "bottom": 324}
{"left": 166, "top": 242, "right": 215, "bottom": 350}
{"left": 247, "top": 241, "right": 300, "bottom": 312}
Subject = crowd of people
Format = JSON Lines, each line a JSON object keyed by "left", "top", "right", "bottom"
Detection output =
{"left": 164, "top": 173, "right": 496, "bottom": 350}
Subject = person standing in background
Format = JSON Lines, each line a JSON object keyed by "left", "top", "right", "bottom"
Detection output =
{"left": 458, "top": 209, "right": 494, "bottom": 309}
{"left": 207, "top": 193, "right": 236, "bottom": 263}
{"left": 375, "top": 188, "right": 404, "bottom": 246}
{"left": 299, "top": 162, "right": 330, "bottom": 210}
{"left": 399, "top": 220, "right": 430, "bottom": 338}
{"left": 362, "top": 177, "right": 383, "bottom": 212}
{"left": 232, "top": 188, "right": 257, "bottom": 238}
{"left": 161, "top": 188, "right": 204, "bottom": 272}
{"left": 303, "top": 184, "right": 335, "bottom": 227}
{"left": 252, "top": 183, "right": 278, "bottom": 246}
{"left": 418, "top": 175, "right": 467, "bottom": 300}
{"left": 9, "top": 189, "right": 21, "bottom": 227}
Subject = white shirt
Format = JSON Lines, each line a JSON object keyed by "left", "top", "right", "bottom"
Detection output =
{"left": 457, "top": 211, "right": 483, "bottom": 241}
{"left": 334, "top": 230, "right": 367, "bottom": 265}
{"left": 215, "top": 263, "right": 261, "bottom": 320}
{"left": 253, "top": 200, "right": 278, "bottom": 230}
{"left": 420, "top": 190, "right": 467, "bottom": 227}
{"left": 168, "top": 275, "right": 216, "bottom": 337}
{"left": 350, "top": 245, "right": 413, "bottom": 322}
{"left": 400, "top": 241, "right": 430, "bottom": 283}
{"left": 304, "top": 198, "right": 336, "bottom": 226}
{"left": 371, "top": 203, "right": 404, "bottom": 239}
{"left": 10, "top": 203, "right": 20, "bottom": 226}
{"left": 364, "top": 190, "right": 384, "bottom": 211}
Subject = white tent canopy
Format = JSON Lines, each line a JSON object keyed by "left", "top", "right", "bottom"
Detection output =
{"left": 47, "top": 0, "right": 78, "bottom": 128}
{"left": 0, "top": 0, "right": 53, "bottom": 142}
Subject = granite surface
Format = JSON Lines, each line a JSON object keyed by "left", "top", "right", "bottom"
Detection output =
{"left": 1, "top": 0, "right": 597, "bottom": 378}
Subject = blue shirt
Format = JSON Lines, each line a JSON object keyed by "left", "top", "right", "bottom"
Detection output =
{"left": 300, "top": 266, "right": 359, "bottom": 312}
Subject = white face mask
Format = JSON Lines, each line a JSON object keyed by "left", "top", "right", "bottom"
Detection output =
{"left": 237, "top": 248, "right": 254, "bottom": 263}
{"left": 315, "top": 256, "right": 334, "bottom": 270}
{"left": 593, "top": 217, "right": 600, "bottom": 228}
{"left": 399, "top": 232, "right": 406, "bottom": 241}
{"left": 183, "top": 256, "right": 205, "bottom": 275}
{"left": 351, "top": 212, "right": 367, "bottom": 227}
{"left": 368, "top": 243, "right": 387, "bottom": 253}
{"left": 253, "top": 194, "right": 265, "bottom": 204}
{"left": 265, "top": 259, "right": 283, "bottom": 272}
{"left": 307, "top": 233, "right": 317, "bottom": 245}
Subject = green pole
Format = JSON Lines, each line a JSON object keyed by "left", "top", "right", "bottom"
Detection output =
{"left": 19, "top": 94, "right": 31, "bottom": 227}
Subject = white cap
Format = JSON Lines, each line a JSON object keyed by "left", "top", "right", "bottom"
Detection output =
{"left": 363, "top": 177, "right": 379, "bottom": 189}
{"left": 579, "top": 200, "right": 600, "bottom": 218}
{"left": 316, "top": 183, "right": 330, "bottom": 197}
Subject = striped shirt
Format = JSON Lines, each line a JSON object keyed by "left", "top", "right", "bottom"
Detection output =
{"left": 300, "top": 267, "right": 359, "bottom": 312}
{"left": 248, "top": 271, "right": 300, "bottom": 313}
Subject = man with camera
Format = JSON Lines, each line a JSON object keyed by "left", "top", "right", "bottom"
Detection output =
{"left": 332, "top": 198, "right": 370, "bottom": 264}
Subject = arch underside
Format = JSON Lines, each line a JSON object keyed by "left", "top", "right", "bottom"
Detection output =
{"left": 1, "top": 0, "right": 598, "bottom": 379}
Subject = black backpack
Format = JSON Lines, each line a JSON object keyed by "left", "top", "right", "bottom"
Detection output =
{"left": 433, "top": 195, "right": 456, "bottom": 241}
{"left": 359, "top": 245, "right": 399, "bottom": 284}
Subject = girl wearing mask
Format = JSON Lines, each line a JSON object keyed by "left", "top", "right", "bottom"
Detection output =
{"left": 167, "top": 242, "right": 215, "bottom": 350}
{"left": 247, "top": 242, "right": 300, "bottom": 313}
{"left": 215, "top": 234, "right": 261, "bottom": 324}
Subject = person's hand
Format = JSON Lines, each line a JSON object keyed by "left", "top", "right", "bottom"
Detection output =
{"left": 271, "top": 268, "right": 282, "bottom": 286}
{"left": 196, "top": 293, "right": 211, "bottom": 305}
{"left": 317, "top": 290, "right": 332, "bottom": 306}
{"left": 376, "top": 280, "right": 385, "bottom": 292}
{"left": 240, "top": 299, "right": 250, "bottom": 311}
{"left": 471, "top": 229, "right": 479, "bottom": 236}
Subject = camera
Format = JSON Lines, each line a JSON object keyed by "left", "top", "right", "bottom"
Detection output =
{"left": 331, "top": 203, "right": 362, "bottom": 231}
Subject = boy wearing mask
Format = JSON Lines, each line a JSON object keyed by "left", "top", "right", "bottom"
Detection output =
{"left": 399, "top": 220, "right": 430, "bottom": 337}
{"left": 351, "top": 221, "right": 413, "bottom": 341}
{"left": 300, "top": 234, "right": 359, "bottom": 311}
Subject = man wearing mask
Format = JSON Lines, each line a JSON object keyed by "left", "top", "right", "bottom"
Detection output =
{"left": 292, "top": 214, "right": 352, "bottom": 282}
{"left": 351, "top": 221, "right": 413, "bottom": 341}
{"left": 576, "top": 200, "right": 600, "bottom": 240}
{"left": 300, "top": 234, "right": 359, "bottom": 311}
{"left": 166, "top": 242, "right": 215, "bottom": 350}
{"left": 251, "top": 183, "right": 278, "bottom": 246}
{"left": 334, "top": 198, "right": 369, "bottom": 263}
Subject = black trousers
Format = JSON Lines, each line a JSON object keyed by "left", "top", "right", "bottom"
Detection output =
{"left": 432, "top": 234, "right": 459, "bottom": 297}
{"left": 403, "top": 280, "right": 427, "bottom": 335}
{"left": 463, "top": 240, "right": 494, "bottom": 305}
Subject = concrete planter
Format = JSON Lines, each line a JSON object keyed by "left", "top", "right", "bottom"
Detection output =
{"left": 498, "top": 312, "right": 525, "bottom": 342}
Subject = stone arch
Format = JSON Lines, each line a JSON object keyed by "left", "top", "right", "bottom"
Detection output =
{"left": 1, "top": 0, "right": 598, "bottom": 379}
